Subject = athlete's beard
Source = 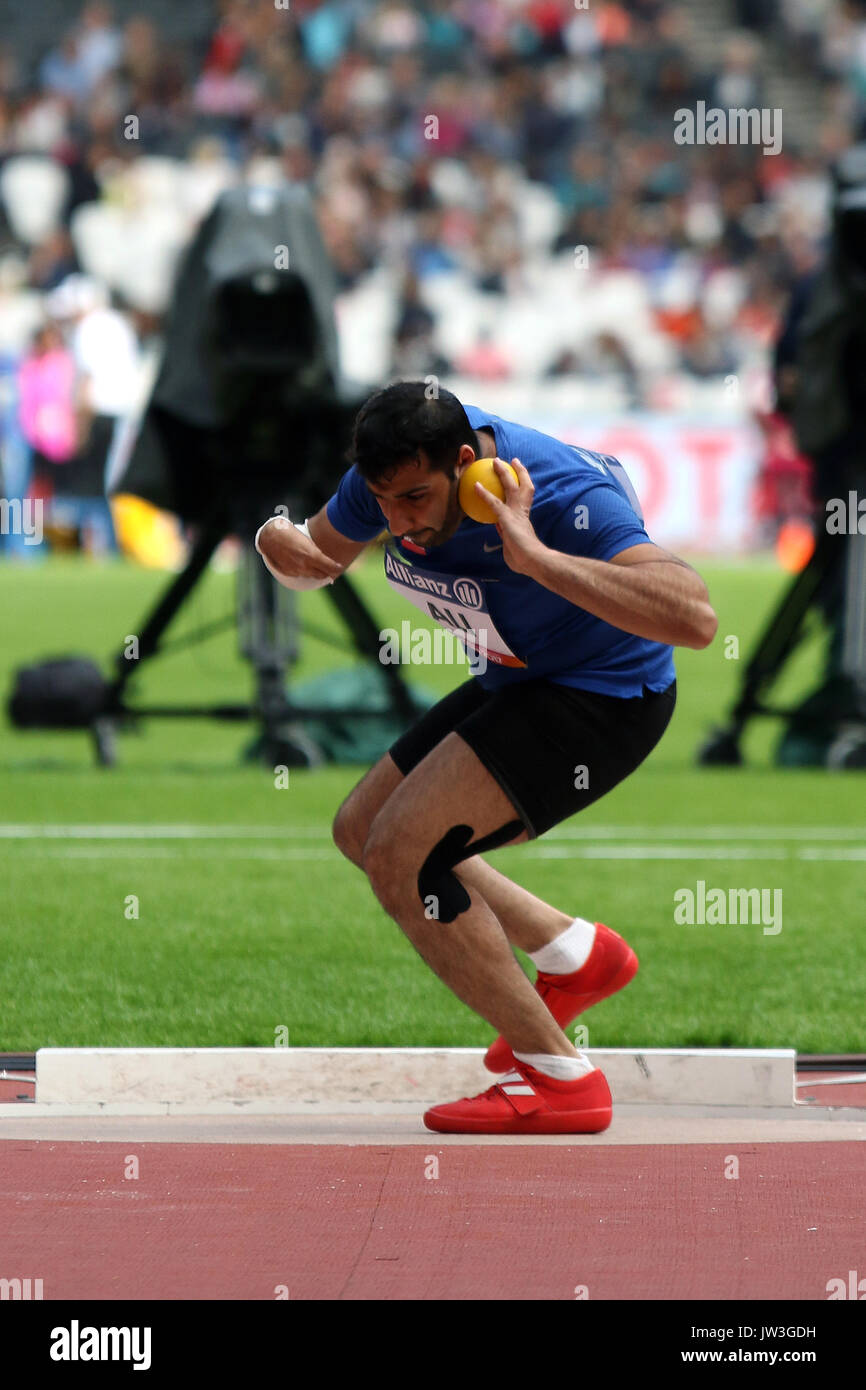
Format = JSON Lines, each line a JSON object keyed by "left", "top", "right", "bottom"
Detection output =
{"left": 418, "top": 479, "right": 464, "bottom": 547}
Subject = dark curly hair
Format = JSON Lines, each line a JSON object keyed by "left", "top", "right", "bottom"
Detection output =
{"left": 350, "top": 381, "right": 477, "bottom": 483}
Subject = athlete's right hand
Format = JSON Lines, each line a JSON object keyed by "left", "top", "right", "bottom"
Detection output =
{"left": 257, "top": 516, "right": 344, "bottom": 587}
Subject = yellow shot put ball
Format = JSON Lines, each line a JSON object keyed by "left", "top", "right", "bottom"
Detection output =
{"left": 458, "top": 458, "right": 519, "bottom": 524}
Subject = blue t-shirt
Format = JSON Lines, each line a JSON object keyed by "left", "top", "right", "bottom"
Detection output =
{"left": 326, "top": 405, "right": 676, "bottom": 697}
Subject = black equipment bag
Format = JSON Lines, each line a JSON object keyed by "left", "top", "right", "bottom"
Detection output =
{"left": 8, "top": 657, "right": 110, "bottom": 728}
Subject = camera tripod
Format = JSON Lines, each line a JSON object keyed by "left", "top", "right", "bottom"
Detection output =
{"left": 90, "top": 508, "right": 418, "bottom": 768}
{"left": 697, "top": 523, "right": 866, "bottom": 768}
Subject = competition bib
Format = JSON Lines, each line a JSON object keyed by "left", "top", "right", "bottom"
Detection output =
{"left": 383, "top": 547, "right": 527, "bottom": 668}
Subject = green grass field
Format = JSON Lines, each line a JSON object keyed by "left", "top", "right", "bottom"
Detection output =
{"left": 1, "top": 550, "right": 862, "bottom": 1052}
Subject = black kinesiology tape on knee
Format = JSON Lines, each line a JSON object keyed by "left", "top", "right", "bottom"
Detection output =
{"left": 417, "top": 819, "right": 523, "bottom": 924}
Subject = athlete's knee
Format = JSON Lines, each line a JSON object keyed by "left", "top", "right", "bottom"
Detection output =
{"left": 332, "top": 799, "right": 367, "bottom": 867}
{"left": 363, "top": 813, "right": 525, "bottom": 919}
{"left": 361, "top": 818, "right": 409, "bottom": 899}
{"left": 417, "top": 818, "right": 525, "bottom": 924}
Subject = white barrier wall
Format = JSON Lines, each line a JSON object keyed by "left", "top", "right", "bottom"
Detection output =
{"left": 28, "top": 1047, "right": 797, "bottom": 1113}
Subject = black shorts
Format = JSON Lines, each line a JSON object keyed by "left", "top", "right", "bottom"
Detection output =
{"left": 388, "top": 677, "right": 677, "bottom": 840}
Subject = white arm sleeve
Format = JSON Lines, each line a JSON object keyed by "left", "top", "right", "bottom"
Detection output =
{"left": 254, "top": 515, "right": 334, "bottom": 590}
{"left": 254, "top": 516, "right": 311, "bottom": 551}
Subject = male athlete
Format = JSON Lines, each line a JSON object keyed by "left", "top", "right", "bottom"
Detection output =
{"left": 256, "top": 382, "right": 717, "bottom": 1134}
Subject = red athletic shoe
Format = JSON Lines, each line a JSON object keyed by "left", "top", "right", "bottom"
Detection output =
{"left": 423, "top": 1060, "right": 612, "bottom": 1135}
{"left": 484, "top": 923, "right": 638, "bottom": 1074}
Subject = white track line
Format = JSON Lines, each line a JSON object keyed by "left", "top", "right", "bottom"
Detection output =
{"left": 0, "top": 824, "right": 329, "bottom": 838}
{"left": 0, "top": 825, "right": 862, "bottom": 864}
{"left": 1, "top": 824, "right": 864, "bottom": 840}
{"left": 799, "top": 848, "right": 866, "bottom": 860}
{"left": 6, "top": 846, "right": 337, "bottom": 861}
{"left": 532, "top": 846, "right": 793, "bottom": 859}
{"left": 5, "top": 843, "right": 864, "bottom": 864}
{"left": 546, "top": 826, "right": 866, "bottom": 841}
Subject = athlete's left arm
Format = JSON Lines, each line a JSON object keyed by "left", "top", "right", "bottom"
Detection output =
{"left": 523, "top": 541, "right": 718, "bottom": 650}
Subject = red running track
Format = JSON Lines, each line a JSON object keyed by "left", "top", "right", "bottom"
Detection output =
{"left": 1, "top": 1140, "right": 864, "bottom": 1300}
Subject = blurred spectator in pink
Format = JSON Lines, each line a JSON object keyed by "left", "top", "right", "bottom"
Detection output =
{"left": 17, "top": 321, "right": 79, "bottom": 497}
{"left": 39, "top": 275, "right": 140, "bottom": 555}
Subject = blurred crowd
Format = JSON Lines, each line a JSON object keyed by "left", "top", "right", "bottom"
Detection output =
{"left": 1, "top": 0, "right": 864, "bottom": 552}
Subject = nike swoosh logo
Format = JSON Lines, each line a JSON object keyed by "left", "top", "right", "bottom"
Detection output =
{"left": 483, "top": 542, "right": 503, "bottom": 552}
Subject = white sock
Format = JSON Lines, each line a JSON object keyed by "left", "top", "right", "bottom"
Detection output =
{"left": 513, "top": 1050, "right": 595, "bottom": 1080}
{"left": 529, "top": 917, "right": 596, "bottom": 975}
